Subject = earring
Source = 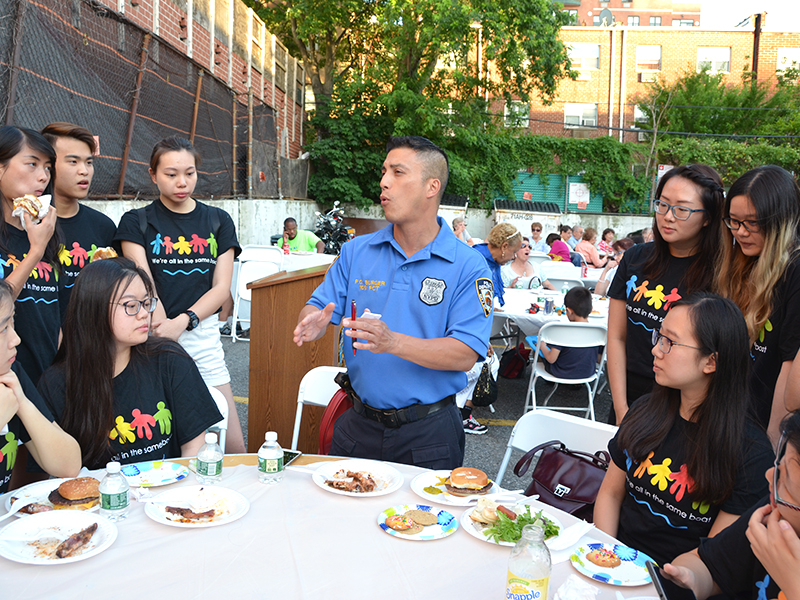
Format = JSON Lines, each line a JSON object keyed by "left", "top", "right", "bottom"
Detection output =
{"left": 733, "top": 237, "right": 736, "bottom": 246}
{"left": 501, "top": 250, "right": 505, "bottom": 260}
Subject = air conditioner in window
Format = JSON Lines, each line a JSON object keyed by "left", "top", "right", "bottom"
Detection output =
{"left": 582, "top": 119, "right": 596, "bottom": 127}
{"left": 639, "top": 71, "right": 658, "bottom": 82}
{"left": 577, "top": 71, "right": 591, "bottom": 81}
{"left": 637, "top": 131, "right": 648, "bottom": 142}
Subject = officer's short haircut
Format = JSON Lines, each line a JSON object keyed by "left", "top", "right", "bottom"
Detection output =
{"left": 386, "top": 136, "right": 449, "bottom": 198}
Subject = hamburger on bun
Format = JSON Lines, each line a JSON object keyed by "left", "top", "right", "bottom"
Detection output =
{"left": 48, "top": 477, "right": 100, "bottom": 510}
{"left": 445, "top": 467, "right": 492, "bottom": 497}
{"left": 90, "top": 247, "right": 118, "bottom": 262}
{"left": 12, "top": 195, "right": 42, "bottom": 220}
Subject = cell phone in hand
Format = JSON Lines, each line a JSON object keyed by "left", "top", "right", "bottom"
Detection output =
{"left": 646, "top": 561, "right": 697, "bottom": 600}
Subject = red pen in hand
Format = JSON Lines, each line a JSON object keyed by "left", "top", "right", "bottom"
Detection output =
{"left": 351, "top": 300, "right": 357, "bottom": 356}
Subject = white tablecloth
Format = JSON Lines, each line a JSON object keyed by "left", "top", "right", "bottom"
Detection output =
{"left": 496, "top": 289, "right": 609, "bottom": 337}
{"left": 1, "top": 458, "right": 653, "bottom": 599}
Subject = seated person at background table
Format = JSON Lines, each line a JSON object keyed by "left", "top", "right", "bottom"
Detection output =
{"left": 0, "top": 279, "right": 81, "bottom": 492}
{"left": 537, "top": 287, "right": 599, "bottom": 378}
{"left": 530, "top": 222, "right": 549, "bottom": 253}
{"left": 594, "top": 238, "right": 634, "bottom": 297}
{"left": 41, "top": 122, "right": 116, "bottom": 323}
{"left": 568, "top": 224, "right": 583, "bottom": 250}
{"left": 473, "top": 222, "right": 522, "bottom": 308}
{"left": 575, "top": 228, "right": 609, "bottom": 269}
{"left": 501, "top": 237, "right": 555, "bottom": 290}
{"left": 598, "top": 228, "right": 615, "bottom": 255}
{"left": 594, "top": 293, "right": 774, "bottom": 567}
{"left": 283, "top": 217, "right": 324, "bottom": 253}
{"left": 293, "top": 136, "right": 493, "bottom": 471}
{"left": 547, "top": 232, "right": 572, "bottom": 262}
{"left": 642, "top": 227, "right": 654, "bottom": 243}
{"left": 452, "top": 216, "right": 474, "bottom": 246}
{"left": 663, "top": 410, "right": 800, "bottom": 600}
{"left": 37, "top": 258, "right": 222, "bottom": 470}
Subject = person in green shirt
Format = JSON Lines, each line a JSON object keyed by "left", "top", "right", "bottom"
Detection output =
{"left": 283, "top": 218, "right": 325, "bottom": 253}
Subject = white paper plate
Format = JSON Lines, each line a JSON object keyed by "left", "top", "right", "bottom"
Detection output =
{"left": 570, "top": 541, "right": 653, "bottom": 586}
{"left": 0, "top": 511, "right": 116, "bottom": 564}
{"left": 121, "top": 461, "right": 190, "bottom": 487}
{"left": 312, "top": 460, "right": 403, "bottom": 497}
{"left": 4, "top": 479, "right": 100, "bottom": 517}
{"left": 461, "top": 505, "right": 562, "bottom": 548}
{"left": 144, "top": 485, "right": 249, "bottom": 528}
{"left": 410, "top": 470, "right": 500, "bottom": 506}
{"left": 378, "top": 504, "right": 457, "bottom": 541}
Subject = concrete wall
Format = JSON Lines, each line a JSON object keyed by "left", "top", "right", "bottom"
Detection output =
{"left": 87, "top": 198, "right": 654, "bottom": 246}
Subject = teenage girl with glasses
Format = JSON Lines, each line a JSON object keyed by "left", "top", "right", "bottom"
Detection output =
{"left": 595, "top": 293, "right": 773, "bottom": 567}
{"left": 606, "top": 164, "right": 725, "bottom": 425}
{"left": 715, "top": 166, "right": 800, "bottom": 444}
{"left": 37, "top": 258, "right": 222, "bottom": 469}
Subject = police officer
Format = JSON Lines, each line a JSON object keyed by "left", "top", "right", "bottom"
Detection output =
{"left": 293, "top": 136, "right": 493, "bottom": 470}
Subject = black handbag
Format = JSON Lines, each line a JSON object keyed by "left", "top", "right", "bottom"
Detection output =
{"left": 514, "top": 439, "right": 610, "bottom": 522}
{"left": 471, "top": 362, "right": 498, "bottom": 407}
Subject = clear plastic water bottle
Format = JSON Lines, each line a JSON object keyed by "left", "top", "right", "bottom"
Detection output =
{"left": 258, "top": 431, "right": 284, "bottom": 484}
{"left": 196, "top": 432, "right": 224, "bottom": 484}
{"left": 561, "top": 283, "right": 569, "bottom": 296}
{"left": 99, "top": 461, "right": 130, "bottom": 521}
{"left": 506, "top": 524, "right": 551, "bottom": 600}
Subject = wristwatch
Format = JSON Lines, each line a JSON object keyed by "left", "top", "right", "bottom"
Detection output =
{"left": 184, "top": 310, "right": 200, "bottom": 331}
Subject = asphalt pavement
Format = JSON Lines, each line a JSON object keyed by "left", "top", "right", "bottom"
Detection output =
{"left": 222, "top": 337, "right": 613, "bottom": 489}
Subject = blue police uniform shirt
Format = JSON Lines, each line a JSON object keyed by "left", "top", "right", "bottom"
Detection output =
{"left": 308, "top": 217, "right": 494, "bottom": 410}
{"left": 472, "top": 243, "right": 505, "bottom": 307}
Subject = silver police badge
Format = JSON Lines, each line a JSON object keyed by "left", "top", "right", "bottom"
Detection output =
{"left": 476, "top": 278, "right": 493, "bottom": 317}
{"left": 419, "top": 277, "right": 447, "bottom": 305}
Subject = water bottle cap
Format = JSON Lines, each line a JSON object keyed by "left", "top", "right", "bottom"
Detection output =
{"left": 265, "top": 431, "right": 277, "bottom": 442}
{"left": 205, "top": 432, "right": 217, "bottom": 444}
{"left": 106, "top": 461, "right": 121, "bottom": 474}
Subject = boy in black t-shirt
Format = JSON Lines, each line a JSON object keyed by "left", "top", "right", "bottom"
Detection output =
{"left": 540, "top": 287, "right": 600, "bottom": 379}
{"left": 41, "top": 123, "right": 117, "bottom": 322}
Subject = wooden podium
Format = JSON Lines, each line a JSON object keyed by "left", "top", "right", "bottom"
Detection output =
{"left": 247, "top": 265, "right": 337, "bottom": 453}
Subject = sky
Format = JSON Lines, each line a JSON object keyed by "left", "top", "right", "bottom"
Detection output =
{"left": 701, "top": 0, "right": 800, "bottom": 32}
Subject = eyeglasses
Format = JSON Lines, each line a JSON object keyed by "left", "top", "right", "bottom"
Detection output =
{"left": 651, "top": 329, "right": 702, "bottom": 354}
{"left": 774, "top": 432, "right": 800, "bottom": 512}
{"left": 653, "top": 199, "right": 707, "bottom": 221}
{"left": 723, "top": 217, "right": 761, "bottom": 233}
{"left": 115, "top": 297, "right": 158, "bottom": 316}
{"left": 531, "top": 228, "right": 541, "bottom": 233}
{"left": 520, "top": 243, "right": 530, "bottom": 249}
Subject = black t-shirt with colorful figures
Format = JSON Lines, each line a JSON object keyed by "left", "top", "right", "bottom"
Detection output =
{"left": 748, "top": 255, "right": 800, "bottom": 429}
{"left": 57, "top": 204, "right": 117, "bottom": 322}
{"left": 38, "top": 342, "right": 223, "bottom": 470}
{"left": 698, "top": 496, "right": 783, "bottom": 600}
{"left": 0, "top": 224, "right": 60, "bottom": 384}
{"left": 0, "top": 363, "right": 53, "bottom": 493}
{"left": 114, "top": 200, "right": 240, "bottom": 319}
{"left": 608, "top": 408, "right": 774, "bottom": 566}
{"left": 608, "top": 243, "right": 696, "bottom": 384}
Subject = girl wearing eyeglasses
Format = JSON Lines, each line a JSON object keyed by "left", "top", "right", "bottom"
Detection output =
{"left": 716, "top": 166, "right": 800, "bottom": 444}
{"left": 595, "top": 293, "right": 774, "bottom": 567}
{"left": 662, "top": 410, "right": 800, "bottom": 600}
{"left": 607, "top": 164, "right": 725, "bottom": 425}
{"left": 37, "top": 258, "right": 222, "bottom": 469}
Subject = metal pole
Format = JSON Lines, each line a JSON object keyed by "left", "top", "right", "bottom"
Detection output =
{"left": 118, "top": 33, "right": 152, "bottom": 197}
{"left": 189, "top": 70, "right": 204, "bottom": 143}
{"left": 247, "top": 88, "right": 253, "bottom": 199}
{"left": 231, "top": 95, "right": 237, "bottom": 197}
{"left": 5, "top": 0, "right": 27, "bottom": 125}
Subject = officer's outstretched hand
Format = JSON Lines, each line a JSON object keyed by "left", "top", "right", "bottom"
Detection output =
{"left": 293, "top": 303, "right": 335, "bottom": 347}
{"left": 342, "top": 311, "right": 397, "bottom": 355}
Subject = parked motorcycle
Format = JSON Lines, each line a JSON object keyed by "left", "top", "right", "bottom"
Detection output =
{"left": 314, "top": 201, "right": 355, "bottom": 255}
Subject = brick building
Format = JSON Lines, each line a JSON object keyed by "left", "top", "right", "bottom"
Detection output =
{"left": 94, "top": 0, "right": 306, "bottom": 158}
{"left": 562, "top": 0, "right": 701, "bottom": 28}
{"left": 498, "top": 25, "right": 800, "bottom": 143}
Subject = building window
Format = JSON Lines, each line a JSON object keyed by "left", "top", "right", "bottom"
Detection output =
{"left": 673, "top": 19, "right": 694, "bottom": 27}
{"left": 565, "top": 9, "right": 578, "bottom": 24}
{"left": 633, "top": 106, "right": 649, "bottom": 141}
{"left": 777, "top": 48, "right": 800, "bottom": 72}
{"left": 636, "top": 45, "right": 662, "bottom": 71}
{"left": 504, "top": 101, "right": 530, "bottom": 128}
{"left": 592, "top": 15, "right": 601, "bottom": 26}
{"left": 564, "top": 103, "right": 598, "bottom": 128}
{"left": 568, "top": 44, "right": 601, "bottom": 70}
{"left": 650, "top": 16, "right": 661, "bottom": 26}
{"left": 697, "top": 47, "right": 731, "bottom": 74}
{"left": 627, "top": 16, "right": 640, "bottom": 26}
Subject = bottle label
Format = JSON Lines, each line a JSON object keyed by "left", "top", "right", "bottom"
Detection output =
{"left": 198, "top": 459, "right": 222, "bottom": 476}
{"left": 101, "top": 491, "right": 128, "bottom": 511}
{"left": 259, "top": 456, "right": 283, "bottom": 473}
{"left": 506, "top": 572, "right": 549, "bottom": 600}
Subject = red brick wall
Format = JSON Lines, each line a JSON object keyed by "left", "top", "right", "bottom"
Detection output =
{"left": 566, "top": 0, "right": 701, "bottom": 28}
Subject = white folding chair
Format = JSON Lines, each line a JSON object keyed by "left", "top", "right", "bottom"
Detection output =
{"left": 206, "top": 386, "right": 229, "bottom": 453}
{"left": 544, "top": 277, "right": 584, "bottom": 291}
{"left": 490, "top": 315, "right": 520, "bottom": 351}
{"left": 239, "top": 244, "right": 284, "bottom": 265}
{"left": 495, "top": 409, "right": 617, "bottom": 485}
{"left": 528, "top": 251, "right": 550, "bottom": 268}
{"left": 291, "top": 366, "right": 347, "bottom": 451}
{"left": 231, "top": 260, "right": 282, "bottom": 342}
{"left": 526, "top": 321, "right": 608, "bottom": 420}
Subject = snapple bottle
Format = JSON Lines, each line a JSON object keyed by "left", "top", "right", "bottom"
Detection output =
{"left": 506, "top": 524, "right": 551, "bottom": 600}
